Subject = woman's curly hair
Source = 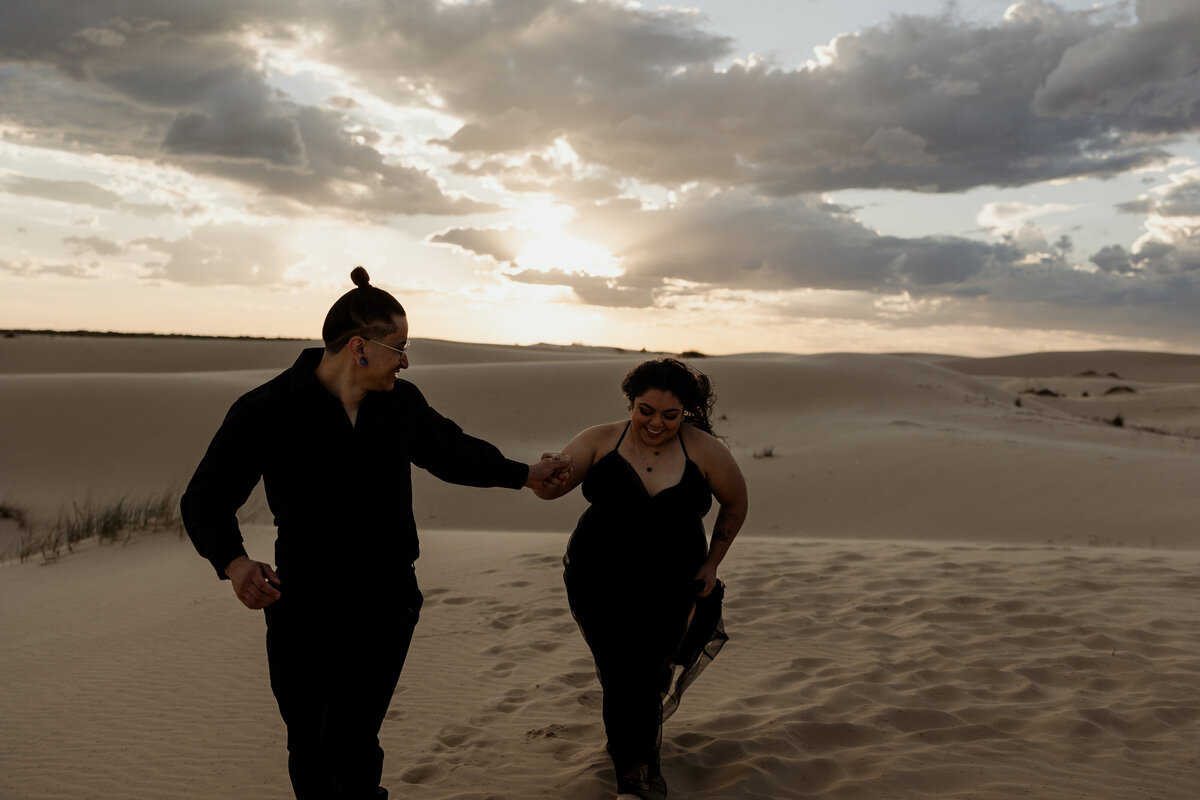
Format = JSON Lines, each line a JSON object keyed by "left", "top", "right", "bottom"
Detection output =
{"left": 621, "top": 358, "right": 717, "bottom": 434}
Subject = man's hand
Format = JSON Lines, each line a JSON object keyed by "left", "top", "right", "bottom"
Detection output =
{"left": 525, "top": 453, "right": 572, "bottom": 491}
{"left": 224, "top": 556, "right": 282, "bottom": 610}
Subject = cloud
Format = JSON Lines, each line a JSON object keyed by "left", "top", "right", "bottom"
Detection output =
{"left": 0, "top": 5, "right": 494, "bottom": 216}
{"left": 428, "top": 226, "right": 530, "bottom": 264}
{"left": 433, "top": 188, "right": 1023, "bottom": 302}
{"left": 63, "top": 235, "right": 125, "bottom": 256}
{"left": 178, "top": 107, "right": 501, "bottom": 216}
{"left": 137, "top": 223, "right": 303, "bottom": 286}
{"left": 318, "top": 0, "right": 732, "bottom": 141}
{"left": 1, "top": 1, "right": 1199, "bottom": 347}
{"left": 1032, "top": 0, "right": 1200, "bottom": 131}
{"left": 977, "top": 201, "right": 1076, "bottom": 252}
{"left": 1118, "top": 168, "right": 1200, "bottom": 217}
{"left": 0, "top": 258, "right": 100, "bottom": 278}
{"left": 0, "top": 173, "right": 121, "bottom": 208}
{"left": 563, "top": 189, "right": 1019, "bottom": 296}
{"left": 506, "top": 267, "right": 658, "bottom": 308}
{"left": 314, "top": 0, "right": 1194, "bottom": 193}
{"left": 3, "top": 0, "right": 1196, "bottom": 207}
{"left": 421, "top": 184, "right": 1199, "bottom": 344}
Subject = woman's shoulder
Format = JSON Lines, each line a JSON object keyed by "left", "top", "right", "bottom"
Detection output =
{"left": 574, "top": 420, "right": 626, "bottom": 448}
{"left": 680, "top": 422, "right": 721, "bottom": 450}
{"left": 681, "top": 424, "right": 736, "bottom": 467}
{"left": 564, "top": 421, "right": 627, "bottom": 462}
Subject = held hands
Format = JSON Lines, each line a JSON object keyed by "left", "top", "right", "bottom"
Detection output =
{"left": 225, "top": 556, "right": 282, "bottom": 610}
{"left": 525, "top": 452, "right": 572, "bottom": 492}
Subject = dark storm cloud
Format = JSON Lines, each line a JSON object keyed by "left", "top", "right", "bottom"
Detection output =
{"left": 507, "top": 267, "right": 658, "bottom": 308}
{"left": 0, "top": 2, "right": 490, "bottom": 216}
{"left": 319, "top": 0, "right": 731, "bottom": 145}
{"left": 429, "top": 226, "right": 530, "bottom": 265}
{"left": 1091, "top": 244, "right": 1138, "bottom": 275}
{"left": 318, "top": 0, "right": 1197, "bottom": 193}
{"left": 1032, "top": 0, "right": 1200, "bottom": 132}
{"left": 567, "top": 190, "right": 1020, "bottom": 296}
{"left": 3, "top": 0, "right": 1196, "bottom": 202}
{"left": 178, "top": 107, "right": 499, "bottom": 216}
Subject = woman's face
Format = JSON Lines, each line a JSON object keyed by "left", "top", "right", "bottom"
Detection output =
{"left": 629, "top": 388, "right": 684, "bottom": 449}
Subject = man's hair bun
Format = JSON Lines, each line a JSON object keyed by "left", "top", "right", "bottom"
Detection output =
{"left": 322, "top": 265, "right": 405, "bottom": 352}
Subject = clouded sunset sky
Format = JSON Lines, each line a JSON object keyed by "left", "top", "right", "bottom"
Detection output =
{"left": 2, "top": 0, "right": 1199, "bottom": 355}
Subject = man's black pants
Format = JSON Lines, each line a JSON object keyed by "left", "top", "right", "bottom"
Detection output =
{"left": 264, "top": 569, "right": 423, "bottom": 800}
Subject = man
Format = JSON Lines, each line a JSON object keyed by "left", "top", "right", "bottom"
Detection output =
{"left": 182, "top": 267, "right": 569, "bottom": 799}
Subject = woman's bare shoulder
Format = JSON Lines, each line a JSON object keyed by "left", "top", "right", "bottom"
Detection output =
{"left": 681, "top": 422, "right": 722, "bottom": 450}
{"left": 564, "top": 420, "right": 627, "bottom": 458}
{"left": 682, "top": 424, "right": 739, "bottom": 466}
{"left": 576, "top": 420, "right": 627, "bottom": 446}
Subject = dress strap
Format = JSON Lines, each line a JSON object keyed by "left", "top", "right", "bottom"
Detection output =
{"left": 614, "top": 420, "right": 631, "bottom": 451}
{"left": 678, "top": 426, "right": 690, "bottom": 459}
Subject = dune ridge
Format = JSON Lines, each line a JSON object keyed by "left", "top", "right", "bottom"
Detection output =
{"left": 4, "top": 337, "right": 1198, "bottom": 551}
{"left": 3, "top": 334, "right": 1199, "bottom": 798}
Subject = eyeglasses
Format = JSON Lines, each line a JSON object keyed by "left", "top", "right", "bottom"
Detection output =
{"left": 369, "top": 339, "right": 409, "bottom": 355}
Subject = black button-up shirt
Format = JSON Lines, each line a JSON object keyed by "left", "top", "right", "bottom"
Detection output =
{"left": 181, "top": 348, "right": 528, "bottom": 583}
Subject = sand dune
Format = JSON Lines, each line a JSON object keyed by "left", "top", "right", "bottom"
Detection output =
{"left": 0, "top": 333, "right": 629, "bottom": 374}
{"left": 4, "top": 337, "right": 1198, "bottom": 549}
{"left": 3, "top": 526, "right": 1198, "bottom": 799}
{"left": 2, "top": 334, "right": 1199, "bottom": 799}
{"left": 935, "top": 350, "right": 1200, "bottom": 384}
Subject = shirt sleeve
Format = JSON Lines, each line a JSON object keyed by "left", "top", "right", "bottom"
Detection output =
{"left": 180, "top": 393, "right": 267, "bottom": 579}
{"left": 406, "top": 390, "right": 529, "bottom": 490}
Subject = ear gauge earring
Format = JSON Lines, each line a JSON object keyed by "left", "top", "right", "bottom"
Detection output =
{"left": 359, "top": 357, "right": 368, "bottom": 366}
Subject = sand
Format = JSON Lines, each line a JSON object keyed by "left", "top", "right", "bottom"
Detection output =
{"left": 2, "top": 333, "right": 1199, "bottom": 798}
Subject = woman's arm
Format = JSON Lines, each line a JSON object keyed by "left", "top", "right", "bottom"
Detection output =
{"left": 693, "top": 435, "right": 749, "bottom": 596}
{"left": 531, "top": 424, "right": 610, "bottom": 500}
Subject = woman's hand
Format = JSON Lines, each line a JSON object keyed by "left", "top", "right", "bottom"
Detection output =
{"left": 692, "top": 561, "right": 718, "bottom": 597}
{"left": 525, "top": 453, "right": 572, "bottom": 491}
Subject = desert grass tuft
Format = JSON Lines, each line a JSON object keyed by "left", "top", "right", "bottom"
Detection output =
{"left": 15, "top": 489, "right": 184, "bottom": 564}
{"left": 1, "top": 501, "right": 30, "bottom": 528}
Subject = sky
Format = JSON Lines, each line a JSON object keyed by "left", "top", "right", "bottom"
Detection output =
{"left": 2, "top": 0, "right": 1199, "bottom": 356}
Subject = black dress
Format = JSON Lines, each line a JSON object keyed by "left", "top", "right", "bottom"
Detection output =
{"left": 564, "top": 422, "right": 728, "bottom": 799}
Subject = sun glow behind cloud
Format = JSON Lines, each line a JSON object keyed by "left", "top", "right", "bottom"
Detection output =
{"left": 510, "top": 200, "right": 622, "bottom": 277}
{"left": 513, "top": 232, "right": 620, "bottom": 277}
{"left": 3, "top": 0, "right": 1200, "bottom": 356}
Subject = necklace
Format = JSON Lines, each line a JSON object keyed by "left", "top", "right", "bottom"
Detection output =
{"left": 629, "top": 435, "right": 663, "bottom": 472}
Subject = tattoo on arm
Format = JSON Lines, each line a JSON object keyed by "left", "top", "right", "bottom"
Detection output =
{"left": 710, "top": 503, "right": 741, "bottom": 550}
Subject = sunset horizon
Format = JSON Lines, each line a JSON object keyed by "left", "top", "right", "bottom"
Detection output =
{"left": 3, "top": 1, "right": 1199, "bottom": 357}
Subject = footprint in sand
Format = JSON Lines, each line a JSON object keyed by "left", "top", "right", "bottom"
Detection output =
{"left": 399, "top": 763, "right": 441, "bottom": 784}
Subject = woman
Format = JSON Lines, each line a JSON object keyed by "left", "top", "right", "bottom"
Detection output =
{"left": 535, "top": 358, "right": 748, "bottom": 800}
{"left": 182, "top": 266, "right": 569, "bottom": 800}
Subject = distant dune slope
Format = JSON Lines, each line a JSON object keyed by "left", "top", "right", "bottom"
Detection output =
{"left": 2, "top": 337, "right": 1197, "bottom": 552}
